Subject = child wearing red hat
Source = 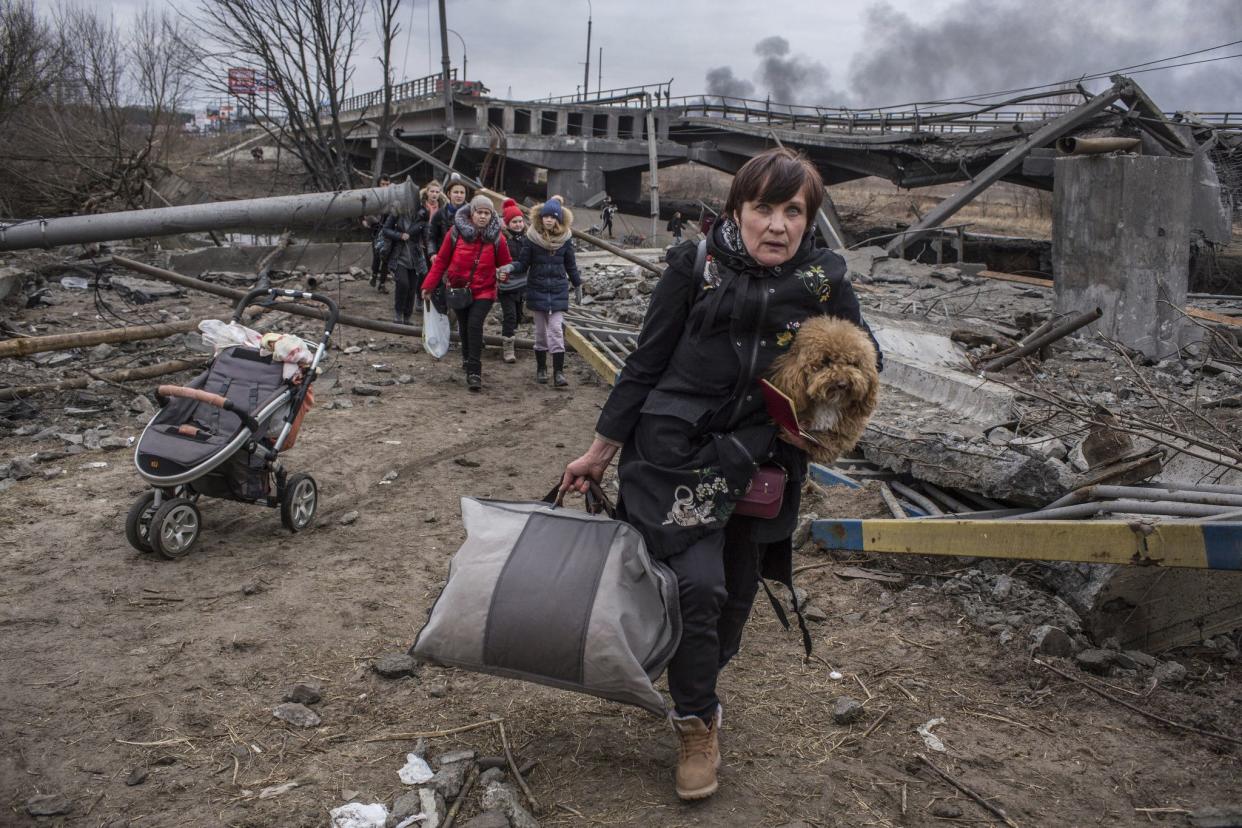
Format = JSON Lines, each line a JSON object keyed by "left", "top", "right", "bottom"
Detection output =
{"left": 497, "top": 198, "right": 529, "bottom": 364}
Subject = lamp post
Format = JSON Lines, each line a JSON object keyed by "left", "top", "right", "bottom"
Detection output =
{"left": 582, "top": 0, "right": 592, "bottom": 100}
{"left": 447, "top": 28, "right": 467, "bottom": 82}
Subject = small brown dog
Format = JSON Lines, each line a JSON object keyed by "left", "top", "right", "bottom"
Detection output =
{"left": 766, "top": 315, "right": 880, "bottom": 464}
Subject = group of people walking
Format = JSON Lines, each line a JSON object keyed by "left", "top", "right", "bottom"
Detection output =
{"left": 364, "top": 175, "right": 581, "bottom": 393}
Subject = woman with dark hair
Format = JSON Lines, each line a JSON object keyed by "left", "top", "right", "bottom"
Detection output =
{"left": 561, "top": 147, "right": 881, "bottom": 801}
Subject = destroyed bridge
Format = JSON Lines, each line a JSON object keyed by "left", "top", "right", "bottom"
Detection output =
{"left": 334, "top": 73, "right": 1241, "bottom": 252}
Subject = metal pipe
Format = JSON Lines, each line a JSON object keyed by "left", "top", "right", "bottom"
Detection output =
{"left": 983, "top": 307, "right": 1103, "bottom": 372}
{"left": 889, "top": 480, "right": 944, "bottom": 516}
{"left": 0, "top": 180, "right": 418, "bottom": 252}
{"left": 919, "top": 482, "right": 975, "bottom": 514}
{"left": 1055, "top": 136, "right": 1142, "bottom": 156}
{"left": 107, "top": 255, "right": 535, "bottom": 350}
{"left": 1047, "top": 482, "right": 1242, "bottom": 512}
{"left": 999, "top": 499, "right": 1234, "bottom": 520}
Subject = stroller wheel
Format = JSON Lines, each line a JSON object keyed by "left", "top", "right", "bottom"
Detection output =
{"left": 150, "top": 497, "right": 202, "bottom": 559}
{"left": 281, "top": 473, "right": 318, "bottom": 533}
{"left": 125, "top": 491, "right": 159, "bottom": 552}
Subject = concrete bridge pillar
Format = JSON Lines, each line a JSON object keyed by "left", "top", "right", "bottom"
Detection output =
{"left": 503, "top": 107, "right": 515, "bottom": 133}
{"left": 556, "top": 110, "right": 569, "bottom": 136}
{"left": 1053, "top": 155, "right": 1194, "bottom": 358}
{"left": 606, "top": 113, "right": 619, "bottom": 140}
{"left": 547, "top": 163, "right": 605, "bottom": 205}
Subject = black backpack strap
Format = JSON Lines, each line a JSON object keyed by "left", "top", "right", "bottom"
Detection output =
{"left": 760, "top": 579, "right": 813, "bottom": 658}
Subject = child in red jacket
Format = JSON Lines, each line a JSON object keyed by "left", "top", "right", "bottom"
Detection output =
{"left": 422, "top": 194, "right": 511, "bottom": 392}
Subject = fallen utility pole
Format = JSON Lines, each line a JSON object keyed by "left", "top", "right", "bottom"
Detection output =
{"left": 0, "top": 181, "right": 418, "bottom": 252}
{"left": 0, "top": 319, "right": 199, "bottom": 359}
{"left": 886, "top": 81, "right": 1125, "bottom": 256}
{"left": 107, "top": 256, "right": 534, "bottom": 349}
{"left": 982, "top": 306, "right": 1103, "bottom": 372}
{"left": 0, "top": 358, "right": 208, "bottom": 401}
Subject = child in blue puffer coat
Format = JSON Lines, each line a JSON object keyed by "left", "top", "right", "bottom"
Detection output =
{"left": 500, "top": 195, "right": 581, "bottom": 387}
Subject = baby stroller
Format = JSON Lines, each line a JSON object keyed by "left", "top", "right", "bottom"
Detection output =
{"left": 125, "top": 287, "right": 338, "bottom": 559}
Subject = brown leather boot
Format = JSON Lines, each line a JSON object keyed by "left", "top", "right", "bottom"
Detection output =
{"left": 670, "top": 707, "right": 721, "bottom": 800}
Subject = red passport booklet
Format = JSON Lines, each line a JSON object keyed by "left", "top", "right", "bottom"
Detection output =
{"left": 758, "top": 379, "right": 824, "bottom": 447}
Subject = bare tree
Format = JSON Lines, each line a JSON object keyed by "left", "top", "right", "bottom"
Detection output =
{"left": 191, "top": 0, "right": 367, "bottom": 191}
{"left": 0, "top": 4, "right": 194, "bottom": 216}
{"left": 0, "top": 0, "right": 63, "bottom": 129}
{"left": 371, "top": 0, "right": 401, "bottom": 184}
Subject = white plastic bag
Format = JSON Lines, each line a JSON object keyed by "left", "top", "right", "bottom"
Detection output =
{"left": 423, "top": 300, "right": 451, "bottom": 360}
{"left": 198, "top": 319, "right": 261, "bottom": 353}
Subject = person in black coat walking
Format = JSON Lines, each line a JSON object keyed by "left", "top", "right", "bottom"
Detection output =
{"left": 560, "top": 148, "right": 881, "bottom": 802}
{"left": 667, "top": 211, "right": 686, "bottom": 244}
{"left": 500, "top": 195, "right": 581, "bottom": 387}
{"left": 380, "top": 198, "right": 430, "bottom": 325}
{"left": 363, "top": 174, "right": 393, "bottom": 292}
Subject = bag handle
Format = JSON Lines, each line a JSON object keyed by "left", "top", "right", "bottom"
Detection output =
{"left": 540, "top": 481, "right": 616, "bottom": 519}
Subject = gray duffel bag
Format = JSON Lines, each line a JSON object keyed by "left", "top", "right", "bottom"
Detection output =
{"left": 410, "top": 486, "right": 681, "bottom": 715}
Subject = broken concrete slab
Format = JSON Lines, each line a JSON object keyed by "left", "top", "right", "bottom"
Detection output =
{"left": 170, "top": 242, "right": 373, "bottom": 277}
{"left": 871, "top": 320, "right": 1015, "bottom": 423}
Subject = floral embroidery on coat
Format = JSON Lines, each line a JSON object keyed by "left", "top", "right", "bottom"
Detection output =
{"left": 797, "top": 264, "right": 832, "bottom": 302}
{"left": 776, "top": 319, "right": 802, "bottom": 348}
{"left": 662, "top": 469, "right": 732, "bottom": 527}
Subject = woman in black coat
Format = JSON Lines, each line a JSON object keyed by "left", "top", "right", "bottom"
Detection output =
{"left": 381, "top": 200, "right": 430, "bottom": 325}
{"left": 561, "top": 148, "right": 881, "bottom": 802}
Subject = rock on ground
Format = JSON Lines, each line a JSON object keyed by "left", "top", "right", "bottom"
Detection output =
{"left": 272, "top": 702, "right": 321, "bottom": 728}
{"left": 373, "top": 653, "right": 417, "bottom": 679}
{"left": 283, "top": 680, "right": 324, "bottom": 705}
{"left": 26, "top": 794, "right": 73, "bottom": 816}
{"left": 832, "top": 696, "right": 865, "bottom": 724}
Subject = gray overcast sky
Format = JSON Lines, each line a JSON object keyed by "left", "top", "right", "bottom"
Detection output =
{"left": 96, "top": 0, "right": 1241, "bottom": 110}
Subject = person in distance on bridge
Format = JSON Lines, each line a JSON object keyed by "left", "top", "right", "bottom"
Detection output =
{"left": 667, "top": 210, "right": 686, "bottom": 244}
{"left": 422, "top": 193, "right": 511, "bottom": 392}
{"left": 561, "top": 147, "right": 882, "bottom": 802}
{"left": 601, "top": 194, "right": 618, "bottom": 238}
{"left": 497, "top": 198, "right": 530, "bottom": 365}
{"left": 499, "top": 195, "right": 582, "bottom": 387}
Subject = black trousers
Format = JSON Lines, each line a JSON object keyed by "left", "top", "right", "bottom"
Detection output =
{"left": 455, "top": 298, "right": 494, "bottom": 375}
{"left": 499, "top": 290, "right": 525, "bottom": 338}
{"left": 392, "top": 265, "right": 419, "bottom": 319}
{"left": 601, "top": 216, "right": 614, "bottom": 237}
{"left": 664, "top": 518, "right": 760, "bottom": 720}
{"left": 370, "top": 244, "right": 389, "bottom": 284}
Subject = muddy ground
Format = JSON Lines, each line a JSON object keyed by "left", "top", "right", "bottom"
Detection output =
{"left": 2, "top": 263, "right": 1242, "bottom": 828}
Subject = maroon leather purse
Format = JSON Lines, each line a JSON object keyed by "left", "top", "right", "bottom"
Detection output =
{"left": 733, "top": 465, "right": 787, "bottom": 519}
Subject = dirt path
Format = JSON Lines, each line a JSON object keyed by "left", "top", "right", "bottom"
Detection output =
{"left": 2, "top": 275, "right": 1240, "bottom": 827}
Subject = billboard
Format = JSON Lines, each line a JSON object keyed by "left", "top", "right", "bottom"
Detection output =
{"left": 227, "top": 68, "right": 256, "bottom": 95}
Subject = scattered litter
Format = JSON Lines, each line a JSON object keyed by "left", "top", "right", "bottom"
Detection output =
{"left": 382, "top": 440, "right": 403, "bottom": 445}
{"left": 329, "top": 802, "right": 389, "bottom": 828}
{"left": 828, "top": 670, "right": 844, "bottom": 681}
{"left": 199, "top": 319, "right": 262, "bottom": 353}
{"left": 258, "top": 780, "right": 300, "bottom": 799}
{"left": 60, "top": 275, "right": 90, "bottom": 289}
{"left": 398, "top": 752, "right": 434, "bottom": 785}
{"left": 395, "top": 815, "right": 428, "bottom": 828}
{"left": 80, "top": 461, "right": 109, "bottom": 469}
{"left": 918, "top": 717, "right": 948, "bottom": 752}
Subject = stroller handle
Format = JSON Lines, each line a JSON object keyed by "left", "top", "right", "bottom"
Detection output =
{"left": 157, "top": 384, "right": 262, "bottom": 434}
{"left": 232, "top": 287, "right": 340, "bottom": 336}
